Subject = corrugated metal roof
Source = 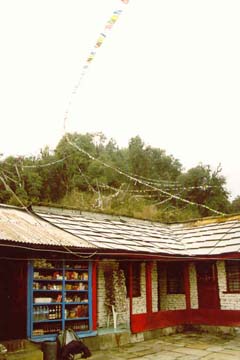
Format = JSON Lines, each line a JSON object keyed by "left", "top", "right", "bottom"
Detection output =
{"left": 33, "top": 206, "right": 240, "bottom": 256}
{"left": 0, "top": 205, "right": 95, "bottom": 248}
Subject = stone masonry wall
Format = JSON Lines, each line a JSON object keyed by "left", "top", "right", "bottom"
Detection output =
{"left": 132, "top": 262, "right": 147, "bottom": 314}
{"left": 217, "top": 260, "right": 240, "bottom": 310}
{"left": 152, "top": 262, "right": 158, "bottom": 312}
{"left": 152, "top": 262, "right": 199, "bottom": 311}
{"left": 97, "top": 260, "right": 119, "bottom": 328}
{"left": 159, "top": 267, "right": 186, "bottom": 310}
{"left": 189, "top": 262, "right": 199, "bottom": 309}
{"left": 97, "top": 260, "right": 147, "bottom": 327}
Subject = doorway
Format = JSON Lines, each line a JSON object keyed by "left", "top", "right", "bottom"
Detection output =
{"left": 0, "top": 260, "right": 27, "bottom": 340}
{"left": 196, "top": 262, "right": 220, "bottom": 309}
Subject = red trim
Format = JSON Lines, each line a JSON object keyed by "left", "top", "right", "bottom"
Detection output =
{"left": 189, "top": 309, "right": 240, "bottom": 326}
{"left": 131, "top": 309, "right": 240, "bottom": 333}
{"left": 131, "top": 310, "right": 188, "bottom": 333}
{"left": 91, "top": 261, "right": 98, "bottom": 331}
{"left": 184, "top": 263, "right": 191, "bottom": 310}
{"left": 146, "top": 262, "right": 153, "bottom": 313}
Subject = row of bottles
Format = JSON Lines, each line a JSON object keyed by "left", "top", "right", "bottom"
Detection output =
{"left": 33, "top": 305, "right": 62, "bottom": 321}
{"left": 33, "top": 259, "right": 88, "bottom": 269}
{"left": 71, "top": 321, "right": 89, "bottom": 331}
{"left": 32, "top": 321, "right": 88, "bottom": 336}
{"left": 33, "top": 325, "right": 61, "bottom": 336}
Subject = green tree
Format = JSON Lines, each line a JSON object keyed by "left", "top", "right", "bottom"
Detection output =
{"left": 177, "top": 164, "right": 230, "bottom": 216}
{"left": 230, "top": 196, "right": 240, "bottom": 214}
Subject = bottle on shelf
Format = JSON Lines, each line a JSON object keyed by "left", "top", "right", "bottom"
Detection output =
{"left": 57, "top": 305, "right": 61, "bottom": 319}
{"left": 48, "top": 307, "right": 52, "bottom": 320}
{"left": 52, "top": 307, "right": 55, "bottom": 320}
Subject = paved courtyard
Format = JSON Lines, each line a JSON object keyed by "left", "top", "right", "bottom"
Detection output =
{"left": 90, "top": 331, "right": 240, "bottom": 359}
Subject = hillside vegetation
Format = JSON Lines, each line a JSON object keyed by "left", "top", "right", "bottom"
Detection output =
{"left": 1, "top": 132, "right": 239, "bottom": 222}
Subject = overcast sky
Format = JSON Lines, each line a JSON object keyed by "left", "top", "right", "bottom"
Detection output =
{"left": 0, "top": 0, "right": 239, "bottom": 199}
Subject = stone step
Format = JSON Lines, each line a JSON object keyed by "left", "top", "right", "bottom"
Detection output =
{"left": 0, "top": 340, "right": 43, "bottom": 360}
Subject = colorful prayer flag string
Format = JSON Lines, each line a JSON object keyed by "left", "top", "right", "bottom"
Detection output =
{"left": 64, "top": 0, "right": 130, "bottom": 132}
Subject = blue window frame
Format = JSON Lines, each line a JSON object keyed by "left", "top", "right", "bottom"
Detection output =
{"left": 27, "top": 259, "right": 95, "bottom": 341}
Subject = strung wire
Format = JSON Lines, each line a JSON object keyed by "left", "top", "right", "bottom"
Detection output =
{"left": 22, "top": 155, "right": 72, "bottom": 169}
{"left": 0, "top": 171, "right": 97, "bottom": 259}
{"left": 129, "top": 173, "right": 181, "bottom": 185}
{"left": 78, "top": 167, "right": 97, "bottom": 194}
{"left": 65, "top": 137, "right": 225, "bottom": 216}
{"left": 0, "top": 243, "right": 97, "bottom": 258}
{"left": 0, "top": 172, "right": 28, "bottom": 210}
{"left": 207, "top": 220, "right": 240, "bottom": 255}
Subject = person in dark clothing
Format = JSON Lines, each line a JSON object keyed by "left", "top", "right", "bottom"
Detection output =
{"left": 60, "top": 339, "right": 91, "bottom": 359}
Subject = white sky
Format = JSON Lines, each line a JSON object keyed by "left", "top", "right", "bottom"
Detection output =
{"left": 0, "top": 0, "right": 239, "bottom": 199}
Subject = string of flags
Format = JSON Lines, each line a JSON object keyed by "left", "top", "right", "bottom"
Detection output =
{"left": 64, "top": 0, "right": 130, "bottom": 132}
{"left": 66, "top": 137, "right": 226, "bottom": 216}
{"left": 61, "top": 0, "right": 224, "bottom": 217}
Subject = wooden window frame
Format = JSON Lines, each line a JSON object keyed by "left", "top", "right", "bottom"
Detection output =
{"left": 120, "top": 262, "right": 141, "bottom": 298}
{"left": 166, "top": 262, "right": 185, "bottom": 295}
{"left": 225, "top": 260, "right": 240, "bottom": 293}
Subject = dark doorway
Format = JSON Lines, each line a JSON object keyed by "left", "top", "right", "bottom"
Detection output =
{"left": 0, "top": 260, "right": 27, "bottom": 340}
{"left": 196, "top": 262, "right": 220, "bottom": 309}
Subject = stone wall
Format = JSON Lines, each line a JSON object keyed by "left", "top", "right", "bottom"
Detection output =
{"left": 189, "top": 262, "right": 199, "bottom": 309}
{"left": 152, "top": 262, "right": 199, "bottom": 311}
{"left": 152, "top": 262, "right": 158, "bottom": 312}
{"left": 132, "top": 262, "right": 147, "bottom": 314}
{"left": 158, "top": 266, "right": 186, "bottom": 310}
{"left": 97, "top": 260, "right": 119, "bottom": 328}
{"left": 217, "top": 260, "right": 240, "bottom": 310}
{"left": 97, "top": 260, "right": 147, "bottom": 327}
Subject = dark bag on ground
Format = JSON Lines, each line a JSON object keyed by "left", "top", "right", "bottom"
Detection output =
{"left": 57, "top": 328, "right": 91, "bottom": 359}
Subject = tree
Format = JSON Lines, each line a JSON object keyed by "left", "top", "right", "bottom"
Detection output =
{"left": 177, "top": 164, "right": 230, "bottom": 216}
{"left": 127, "top": 136, "right": 149, "bottom": 177}
{"left": 230, "top": 196, "right": 240, "bottom": 214}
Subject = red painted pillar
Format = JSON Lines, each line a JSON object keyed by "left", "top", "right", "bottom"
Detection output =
{"left": 146, "top": 262, "right": 153, "bottom": 314}
{"left": 91, "top": 261, "right": 98, "bottom": 331}
{"left": 184, "top": 262, "right": 191, "bottom": 311}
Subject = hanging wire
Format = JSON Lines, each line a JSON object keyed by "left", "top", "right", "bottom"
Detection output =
{"left": 64, "top": 137, "right": 225, "bottom": 216}
{"left": 0, "top": 172, "right": 98, "bottom": 259}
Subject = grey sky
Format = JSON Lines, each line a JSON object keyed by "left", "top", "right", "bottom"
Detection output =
{"left": 0, "top": 0, "right": 239, "bottom": 198}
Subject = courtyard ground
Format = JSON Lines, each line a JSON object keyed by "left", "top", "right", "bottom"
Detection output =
{"left": 89, "top": 331, "right": 240, "bottom": 359}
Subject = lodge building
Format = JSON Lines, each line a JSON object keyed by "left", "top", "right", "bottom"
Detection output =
{"left": 1, "top": 204, "right": 240, "bottom": 349}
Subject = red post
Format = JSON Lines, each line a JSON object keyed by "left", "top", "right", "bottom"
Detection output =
{"left": 184, "top": 262, "right": 191, "bottom": 310}
{"left": 146, "top": 262, "right": 153, "bottom": 314}
{"left": 91, "top": 261, "right": 98, "bottom": 330}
